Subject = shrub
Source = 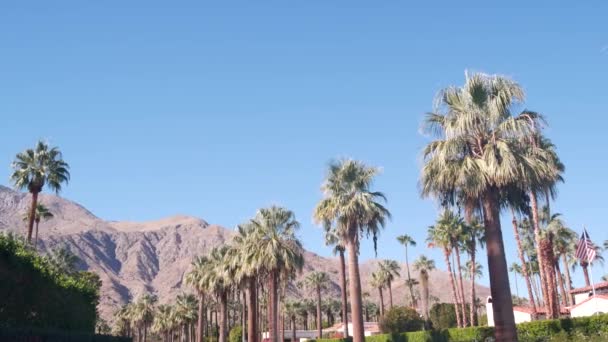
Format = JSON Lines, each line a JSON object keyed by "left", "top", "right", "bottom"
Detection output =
{"left": 229, "top": 326, "right": 242, "bottom": 342}
{"left": 446, "top": 326, "right": 494, "bottom": 342}
{"left": 0, "top": 233, "right": 101, "bottom": 332}
{"left": 379, "top": 307, "right": 425, "bottom": 334}
{"left": 429, "top": 304, "right": 458, "bottom": 330}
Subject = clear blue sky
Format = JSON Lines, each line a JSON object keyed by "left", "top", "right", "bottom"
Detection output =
{"left": 1, "top": 1, "right": 607, "bottom": 291}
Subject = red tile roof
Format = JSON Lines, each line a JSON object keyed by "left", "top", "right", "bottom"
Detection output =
{"left": 569, "top": 281, "right": 608, "bottom": 294}
{"left": 513, "top": 306, "right": 570, "bottom": 315}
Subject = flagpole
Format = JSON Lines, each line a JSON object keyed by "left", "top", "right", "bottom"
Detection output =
{"left": 589, "top": 261, "right": 598, "bottom": 315}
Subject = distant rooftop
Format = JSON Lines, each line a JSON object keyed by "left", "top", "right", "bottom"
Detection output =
{"left": 569, "top": 281, "right": 608, "bottom": 294}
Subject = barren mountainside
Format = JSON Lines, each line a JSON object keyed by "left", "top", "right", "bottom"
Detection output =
{"left": 0, "top": 186, "right": 490, "bottom": 322}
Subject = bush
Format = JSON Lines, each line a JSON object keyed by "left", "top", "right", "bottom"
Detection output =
{"left": 446, "top": 326, "right": 494, "bottom": 342}
{"left": 429, "top": 304, "right": 458, "bottom": 330}
{"left": 379, "top": 307, "right": 425, "bottom": 334}
{"left": 229, "top": 326, "right": 242, "bottom": 342}
{"left": 0, "top": 327, "right": 131, "bottom": 342}
{"left": 0, "top": 233, "right": 101, "bottom": 332}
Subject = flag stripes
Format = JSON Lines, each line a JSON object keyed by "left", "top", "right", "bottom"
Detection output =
{"left": 575, "top": 229, "right": 596, "bottom": 264}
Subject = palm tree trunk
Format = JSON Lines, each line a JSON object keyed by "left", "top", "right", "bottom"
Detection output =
{"left": 540, "top": 239, "right": 559, "bottom": 318}
{"left": 405, "top": 246, "right": 416, "bottom": 308}
{"left": 378, "top": 287, "right": 384, "bottom": 317}
{"left": 387, "top": 280, "right": 393, "bottom": 309}
{"left": 316, "top": 285, "right": 322, "bottom": 338}
{"left": 26, "top": 191, "right": 39, "bottom": 243}
{"left": 469, "top": 248, "right": 478, "bottom": 326}
{"left": 530, "top": 192, "right": 551, "bottom": 316}
{"left": 562, "top": 255, "right": 574, "bottom": 305}
{"left": 196, "top": 293, "right": 205, "bottom": 342}
{"left": 555, "top": 262, "right": 568, "bottom": 307}
{"left": 582, "top": 263, "right": 591, "bottom": 287}
{"left": 421, "top": 274, "right": 429, "bottom": 320}
{"left": 291, "top": 316, "right": 296, "bottom": 342}
{"left": 34, "top": 219, "right": 40, "bottom": 249}
{"left": 443, "top": 249, "right": 462, "bottom": 328}
{"left": 511, "top": 210, "right": 537, "bottom": 314}
{"left": 345, "top": 237, "right": 365, "bottom": 342}
{"left": 269, "top": 271, "right": 279, "bottom": 342}
{"left": 219, "top": 291, "right": 228, "bottom": 342}
{"left": 482, "top": 188, "right": 517, "bottom": 342}
{"left": 338, "top": 250, "right": 349, "bottom": 337}
{"left": 454, "top": 246, "right": 468, "bottom": 326}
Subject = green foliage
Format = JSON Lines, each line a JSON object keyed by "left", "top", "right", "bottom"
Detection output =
{"left": 0, "top": 233, "right": 101, "bottom": 332}
{"left": 229, "top": 325, "right": 242, "bottom": 342}
{"left": 379, "top": 307, "right": 425, "bottom": 334}
{"left": 0, "top": 327, "right": 130, "bottom": 341}
{"left": 314, "top": 338, "right": 352, "bottom": 342}
{"left": 429, "top": 303, "right": 457, "bottom": 330}
{"left": 445, "top": 326, "right": 494, "bottom": 342}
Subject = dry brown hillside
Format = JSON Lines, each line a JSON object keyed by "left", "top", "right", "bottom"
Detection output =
{"left": 0, "top": 185, "right": 490, "bottom": 322}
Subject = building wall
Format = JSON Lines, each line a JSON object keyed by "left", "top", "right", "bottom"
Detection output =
{"left": 513, "top": 311, "right": 533, "bottom": 324}
{"left": 571, "top": 298, "right": 608, "bottom": 318}
{"left": 574, "top": 292, "right": 592, "bottom": 305}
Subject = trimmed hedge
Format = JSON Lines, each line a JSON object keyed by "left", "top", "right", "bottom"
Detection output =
{"left": 0, "top": 327, "right": 132, "bottom": 342}
{"left": 310, "top": 314, "right": 608, "bottom": 342}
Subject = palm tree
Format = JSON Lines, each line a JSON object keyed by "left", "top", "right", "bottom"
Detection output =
{"left": 305, "top": 271, "right": 330, "bottom": 338}
{"left": 284, "top": 300, "right": 300, "bottom": 342}
{"left": 397, "top": 234, "right": 417, "bottom": 307}
{"left": 420, "top": 72, "right": 556, "bottom": 341}
{"left": 152, "top": 304, "right": 173, "bottom": 342}
{"left": 509, "top": 263, "right": 522, "bottom": 299}
{"left": 427, "top": 211, "right": 462, "bottom": 327}
{"left": 463, "top": 219, "right": 484, "bottom": 325}
{"left": 314, "top": 159, "right": 390, "bottom": 342}
{"left": 378, "top": 260, "right": 400, "bottom": 309}
{"left": 325, "top": 230, "right": 349, "bottom": 337}
{"left": 11, "top": 141, "right": 70, "bottom": 244}
{"left": 133, "top": 294, "right": 157, "bottom": 342}
{"left": 507, "top": 199, "right": 538, "bottom": 315}
{"left": 176, "top": 293, "right": 198, "bottom": 342}
{"left": 546, "top": 216, "right": 576, "bottom": 306}
{"left": 370, "top": 271, "right": 387, "bottom": 317}
{"left": 185, "top": 256, "right": 211, "bottom": 342}
{"left": 22, "top": 203, "right": 54, "bottom": 248}
{"left": 248, "top": 206, "right": 304, "bottom": 342}
{"left": 413, "top": 255, "right": 435, "bottom": 321}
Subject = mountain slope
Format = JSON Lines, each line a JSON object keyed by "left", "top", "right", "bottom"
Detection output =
{"left": 0, "top": 186, "right": 490, "bottom": 322}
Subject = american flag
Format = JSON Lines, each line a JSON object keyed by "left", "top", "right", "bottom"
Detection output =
{"left": 575, "top": 229, "right": 597, "bottom": 264}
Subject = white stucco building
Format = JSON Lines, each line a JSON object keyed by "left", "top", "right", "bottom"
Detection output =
{"left": 485, "top": 296, "right": 569, "bottom": 327}
{"left": 569, "top": 281, "right": 608, "bottom": 317}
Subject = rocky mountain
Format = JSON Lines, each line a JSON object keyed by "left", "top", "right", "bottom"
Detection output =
{"left": 0, "top": 185, "right": 490, "bottom": 322}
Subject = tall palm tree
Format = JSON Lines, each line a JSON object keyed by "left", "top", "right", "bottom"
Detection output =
{"left": 546, "top": 215, "right": 576, "bottom": 306}
{"left": 22, "top": 203, "right": 54, "bottom": 248}
{"left": 284, "top": 300, "right": 300, "bottom": 342}
{"left": 325, "top": 230, "right": 349, "bottom": 337}
{"left": 314, "top": 159, "right": 390, "bottom": 342}
{"left": 248, "top": 206, "right": 304, "bottom": 342}
{"left": 305, "top": 271, "right": 330, "bottom": 338}
{"left": 133, "top": 294, "right": 157, "bottom": 342}
{"left": 152, "top": 304, "right": 173, "bottom": 342}
{"left": 185, "top": 256, "right": 211, "bottom": 342}
{"left": 396, "top": 234, "right": 417, "bottom": 307}
{"left": 509, "top": 263, "right": 522, "bottom": 299}
{"left": 420, "top": 73, "right": 556, "bottom": 341}
{"left": 378, "top": 260, "right": 400, "bottom": 309}
{"left": 463, "top": 219, "right": 484, "bottom": 325}
{"left": 231, "top": 222, "right": 259, "bottom": 342}
{"left": 413, "top": 255, "right": 435, "bottom": 321}
{"left": 508, "top": 200, "right": 538, "bottom": 315}
{"left": 370, "top": 271, "right": 387, "bottom": 317}
{"left": 427, "top": 211, "right": 462, "bottom": 327}
{"left": 11, "top": 141, "right": 70, "bottom": 244}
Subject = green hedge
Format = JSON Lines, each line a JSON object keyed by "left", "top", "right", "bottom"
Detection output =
{"left": 0, "top": 327, "right": 131, "bottom": 342}
{"left": 314, "top": 314, "right": 608, "bottom": 342}
{"left": 0, "top": 233, "right": 101, "bottom": 332}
